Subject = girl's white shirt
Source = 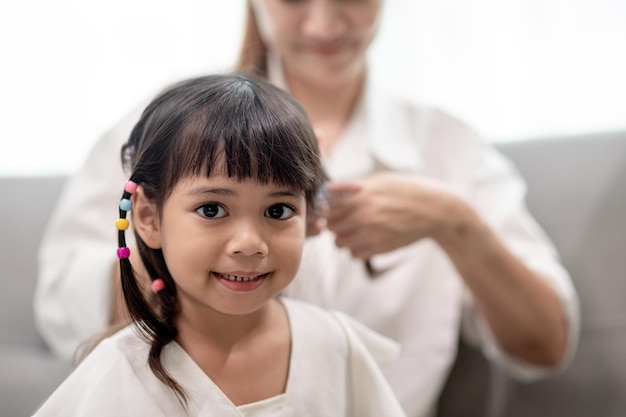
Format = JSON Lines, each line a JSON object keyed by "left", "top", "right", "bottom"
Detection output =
{"left": 35, "top": 57, "right": 579, "bottom": 417}
{"left": 32, "top": 298, "right": 405, "bottom": 417}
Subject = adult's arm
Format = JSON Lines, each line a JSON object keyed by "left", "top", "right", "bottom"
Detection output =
{"left": 455, "top": 144, "right": 580, "bottom": 378}
{"left": 324, "top": 109, "right": 579, "bottom": 377}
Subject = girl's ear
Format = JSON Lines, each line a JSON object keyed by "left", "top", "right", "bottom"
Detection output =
{"left": 132, "top": 186, "right": 162, "bottom": 249}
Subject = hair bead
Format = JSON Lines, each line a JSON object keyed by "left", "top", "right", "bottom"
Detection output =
{"left": 119, "top": 198, "right": 132, "bottom": 211}
{"left": 117, "top": 247, "right": 131, "bottom": 259}
{"left": 151, "top": 279, "right": 166, "bottom": 294}
{"left": 116, "top": 218, "right": 130, "bottom": 230}
{"left": 124, "top": 180, "right": 138, "bottom": 194}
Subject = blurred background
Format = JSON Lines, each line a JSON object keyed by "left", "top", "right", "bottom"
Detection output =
{"left": 1, "top": 0, "right": 625, "bottom": 176}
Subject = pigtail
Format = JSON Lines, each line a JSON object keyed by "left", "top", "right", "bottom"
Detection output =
{"left": 116, "top": 178, "right": 187, "bottom": 405}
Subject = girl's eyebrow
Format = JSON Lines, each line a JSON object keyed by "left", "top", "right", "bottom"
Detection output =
{"left": 186, "top": 187, "right": 235, "bottom": 196}
{"left": 185, "top": 187, "right": 302, "bottom": 198}
{"left": 269, "top": 190, "right": 303, "bottom": 198}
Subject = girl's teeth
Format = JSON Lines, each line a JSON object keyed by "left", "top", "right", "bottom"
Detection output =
{"left": 223, "top": 274, "right": 261, "bottom": 282}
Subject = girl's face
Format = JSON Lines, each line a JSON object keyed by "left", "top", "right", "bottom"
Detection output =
{"left": 146, "top": 173, "right": 306, "bottom": 318}
{"left": 252, "top": 0, "right": 382, "bottom": 88}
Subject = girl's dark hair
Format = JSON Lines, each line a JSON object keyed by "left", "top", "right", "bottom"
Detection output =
{"left": 235, "top": 2, "right": 268, "bottom": 77}
{"left": 117, "top": 73, "right": 325, "bottom": 403}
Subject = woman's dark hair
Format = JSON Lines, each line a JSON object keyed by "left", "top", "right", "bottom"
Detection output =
{"left": 235, "top": 2, "right": 268, "bottom": 77}
{"left": 117, "top": 73, "right": 325, "bottom": 403}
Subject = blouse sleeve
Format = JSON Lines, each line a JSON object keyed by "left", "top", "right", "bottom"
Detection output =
{"left": 461, "top": 142, "right": 581, "bottom": 381}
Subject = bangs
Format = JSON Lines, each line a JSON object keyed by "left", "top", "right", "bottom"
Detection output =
{"left": 158, "top": 78, "right": 322, "bottom": 202}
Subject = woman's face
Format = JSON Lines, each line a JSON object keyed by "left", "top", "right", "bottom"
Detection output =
{"left": 252, "top": 0, "right": 382, "bottom": 88}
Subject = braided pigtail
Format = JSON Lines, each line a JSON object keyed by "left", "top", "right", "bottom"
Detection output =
{"left": 116, "top": 179, "right": 186, "bottom": 405}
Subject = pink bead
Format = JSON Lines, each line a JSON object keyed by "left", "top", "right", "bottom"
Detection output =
{"left": 151, "top": 279, "right": 166, "bottom": 293}
{"left": 117, "top": 247, "right": 130, "bottom": 259}
{"left": 124, "top": 180, "right": 138, "bottom": 194}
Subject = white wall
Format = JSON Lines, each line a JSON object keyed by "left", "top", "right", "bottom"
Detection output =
{"left": 374, "top": 0, "right": 626, "bottom": 141}
{"left": 2, "top": 0, "right": 625, "bottom": 176}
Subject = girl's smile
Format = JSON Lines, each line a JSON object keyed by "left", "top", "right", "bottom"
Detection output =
{"left": 213, "top": 271, "right": 270, "bottom": 292}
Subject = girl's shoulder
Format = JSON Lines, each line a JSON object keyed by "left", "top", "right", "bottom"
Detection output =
{"left": 280, "top": 297, "right": 400, "bottom": 367}
{"left": 278, "top": 298, "right": 405, "bottom": 416}
{"left": 33, "top": 325, "right": 166, "bottom": 417}
{"left": 280, "top": 297, "right": 346, "bottom": 341}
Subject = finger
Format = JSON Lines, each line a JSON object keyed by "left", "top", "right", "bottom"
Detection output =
{"left": 333, "top": 225, "right": 364, "bottom": 248}
{"left": 337, "top": 236, "right": 372, "bottom": 259}
{"left": 335, "top": 228, "right": 393, "bottom": 259}
{"left": 326, "top": 206, "right": 353, "bottom": 228}
{"left": 325, "top": 190, "right": 360, "bottom": 221}
{"left": 328, "top": 218, "right": 358, "bottom": 235}
{"left": 351, "top": 246, "right": 374, "bottom": 260}
{"left": 349, "top": 239, "right": 382, "bottom": 260}
{"left": 325, "top": 181, "right": 361, "bottom": 204}
{"left": 306, "top": 216, "right": 327, "bottom": 237}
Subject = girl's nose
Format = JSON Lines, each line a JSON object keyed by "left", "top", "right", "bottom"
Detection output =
{"left": 226, "top": 220, "right": 269, "bottom": 257}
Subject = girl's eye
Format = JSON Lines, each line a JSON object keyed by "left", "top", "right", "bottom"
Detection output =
{"left": 197, "top": 203, "right": 227, "bottom": 219}
{"left": 265, "top": 204, "right": 295, "bottom": 220}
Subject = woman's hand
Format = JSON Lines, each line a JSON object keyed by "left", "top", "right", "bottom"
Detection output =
{"left": 324, "top": 172, "right": 473, "bottom": 259}
{"left": 326, "top": 172, "right": 569, "bottom": 365}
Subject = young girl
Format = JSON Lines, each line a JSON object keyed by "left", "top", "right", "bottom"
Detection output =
{"left": 32, "top": 73, "right": 405, "bottom": 417}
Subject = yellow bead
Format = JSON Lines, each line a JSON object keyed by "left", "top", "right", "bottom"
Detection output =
{"left": 116, "top": 218, "right": 130, "bottom": 230}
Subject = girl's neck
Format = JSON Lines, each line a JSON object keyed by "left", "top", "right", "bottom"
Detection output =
{"left": 175, "top": 298, "right": 291, "bottom": 406}
{"left": 285, "top": 69, "right": 365, "bottom": 155}
{"left": 175, "top": 298, "right": 280, "bottom": 351}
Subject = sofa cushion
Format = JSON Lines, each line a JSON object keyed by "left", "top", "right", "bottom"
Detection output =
{"left": 498, "top": 131, "right": 626, "bottom": 417}
{"left": 0, "top": 347, "right": 71, "bottom": 416}
{"left": 438, "top": 130, "right": 626, "bottom": 417}
{"left": 0, "top": 176, "right": 67, "bottom": 347}
{"left": 0, "top": 176, "right": 72, "bottom": 416}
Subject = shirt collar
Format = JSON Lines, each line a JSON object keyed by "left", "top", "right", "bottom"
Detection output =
{"left": 268, "top": 53, "right": 423, "bottom": 178}
{"left": 362, "top": 74, "right": 423, "bottom": 174}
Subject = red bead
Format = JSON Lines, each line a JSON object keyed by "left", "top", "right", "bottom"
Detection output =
{"left": 151, "top": 279, "right": 166, "bottom": 293}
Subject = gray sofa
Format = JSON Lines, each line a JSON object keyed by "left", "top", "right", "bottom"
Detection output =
{"left": 438, "top": 130, "right": 626, "bottom": 417}
{"left": 1, "top": 130, "right": 625, "bottom": 416}
{"left": 0, "top": 175, "right": 71, "bottom": 417}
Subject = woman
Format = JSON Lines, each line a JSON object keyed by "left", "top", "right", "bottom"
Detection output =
{"left": 36, "top": 1, "right": 579, "bottom": 416}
